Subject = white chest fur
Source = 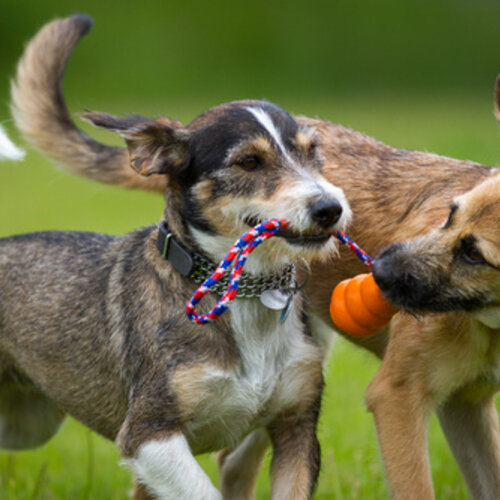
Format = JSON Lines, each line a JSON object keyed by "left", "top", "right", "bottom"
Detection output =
{"left": 178, "top": 297, "right": 320, "bottom": 454}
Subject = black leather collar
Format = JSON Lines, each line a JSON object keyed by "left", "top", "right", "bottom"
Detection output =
{"left": 156, "top": 221, "right": 194, "bottom": 276}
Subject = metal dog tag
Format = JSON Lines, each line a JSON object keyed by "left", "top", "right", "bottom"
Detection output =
{"left": 279, "top": 296, "right": 293, "bottom": 323}
{"left": 260, "top": 288, "right": 291, "bottom": 311}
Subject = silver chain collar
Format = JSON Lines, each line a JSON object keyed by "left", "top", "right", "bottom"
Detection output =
{"left": 190, "top": 252, "right": 298, "bottom": 298}
{"left": 156, "top": 221, "right": 298, "bottom": 298}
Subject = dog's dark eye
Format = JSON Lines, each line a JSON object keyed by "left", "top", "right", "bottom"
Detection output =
{"left": 463, "top": 243, "right": 486, "bottom": 265}
{"left": 239, "top": 155, "right": 262, "bottom": 171}
{"left": 307, "top": 142, "right": 317, "bottom": 159}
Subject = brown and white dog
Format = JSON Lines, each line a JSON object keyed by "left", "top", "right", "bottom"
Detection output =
{"left": 11, "top": 13, "right": 500, "bottom": 500}
{"left": 4, "top": 15, "right": 353, "bottom": 500}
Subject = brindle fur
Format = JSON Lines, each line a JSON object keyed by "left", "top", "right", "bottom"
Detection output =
{"left": 3, "top": 15, "right": 361, "bottom": 500}
{"left": 11, "top": 13, "right": 500, "bottom": 500}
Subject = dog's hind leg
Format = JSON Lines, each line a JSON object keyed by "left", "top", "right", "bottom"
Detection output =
{"left": 0, "top": 381, "right": 65, "bottom": 450}
{"left": 218, "top": 428, "right": 270, "bottom": 500}
{"left": 437, "top": 390, "right": 500, "bottom": 500}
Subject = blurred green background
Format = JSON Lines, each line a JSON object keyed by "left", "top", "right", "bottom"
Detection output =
{"left": 2, "top": 0, "right": 500, "bottom": 498}
{"left": 3, "top": 0, "right": 500, "bottom": 108}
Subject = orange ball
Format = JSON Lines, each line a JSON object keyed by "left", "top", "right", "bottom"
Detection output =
{"left": 330, "top": 273, "right": 398, "bottom": 337}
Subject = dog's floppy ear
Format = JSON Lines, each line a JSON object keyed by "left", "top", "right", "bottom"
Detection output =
{"left": 80, "top": 111, "right": 190, "bottom": 176}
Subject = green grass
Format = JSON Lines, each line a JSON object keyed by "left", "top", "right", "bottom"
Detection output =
{"left": 0, "top": 341, "right": 470, "bottom": 499}
{"left": 1, "top": 91, "right": 500, "bottom": 498}
{"left": 0, "top": 342, "right": 382, "bottom": 500}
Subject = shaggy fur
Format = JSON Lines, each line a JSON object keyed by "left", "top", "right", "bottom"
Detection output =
{"left": 4, "top": 14, "right": 356, "bottom": 500}
{"left": 11, "top": 12, "right": 500, "bottom": 500}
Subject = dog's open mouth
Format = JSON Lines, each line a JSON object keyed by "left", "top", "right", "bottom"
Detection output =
{"left": 279, "top": 229, "right": 332, "bottom": 246}
{"left": 244, "top": 217, "right": 332, "bottom": 246}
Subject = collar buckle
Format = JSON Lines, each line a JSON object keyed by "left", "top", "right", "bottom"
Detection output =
{"left": 156, "top": 222, "right": 193, "bottom": 277}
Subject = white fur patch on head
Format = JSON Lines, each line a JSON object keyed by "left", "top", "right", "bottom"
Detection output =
{"left": 245, "top": 106, "right": 293, "bottom": 163}
{"left": 187, "top": 106, "right": 352, "bottom": 271}
{"left": 0, "top": 125, "right": 25, "bottom": 161}
{"left": 244, "top": 107, "right": 352, "bottom": 233}
{"left": 128, "top": 434, "right": 222, "bottom": 500}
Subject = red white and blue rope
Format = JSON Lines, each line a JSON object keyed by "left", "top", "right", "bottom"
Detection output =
{"left": 185, "top": 219, "right": 288, "bottom": 324}
{"left": 185, "top": 219, "right": 374, "bottom": 324}
{"left": 335, "top": 230, "right": 374, "bottom": 267}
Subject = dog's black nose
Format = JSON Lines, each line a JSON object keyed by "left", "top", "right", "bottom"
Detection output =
{"left": 310, "top": 198, "right": 343, "bottom": 229}
{"left": 372, "top": 244, "right": 404, "bottom": 292}
{"left": 372, "top": 257, "right": 394, "bottom": 292}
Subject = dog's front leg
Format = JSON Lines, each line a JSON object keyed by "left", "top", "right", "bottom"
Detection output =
{"left": 266, "top": 410, "right": 321, "bottom": 500}
{"left": 124, "top": 432, "right": 221, "bottom": 500}
{"left": 131, "top": 482, "right": 155, "bottom": 500}
{"left": 437, "top": 391, "right": 500, "bottom": 500}
{"left": 218, "top": 428, "right": 270, "bottom": 500}
{"left": 365, "top": 366, "right": 435, "bottom": 500}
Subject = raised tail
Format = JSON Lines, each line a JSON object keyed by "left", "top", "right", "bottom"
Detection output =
{"left": 10, "top": 14, "right": 166, "bottom": 192}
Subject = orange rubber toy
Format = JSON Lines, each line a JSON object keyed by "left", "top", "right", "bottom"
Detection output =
{"left": 330, "top": 273, "right": 399, "bottom": 337}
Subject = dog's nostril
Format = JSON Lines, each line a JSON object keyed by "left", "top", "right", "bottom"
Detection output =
{"left": 372, "top": 258, "right": 394, "bottom": 292}
{"left": 310, "top": 199, "right": 343, "bottom": 229}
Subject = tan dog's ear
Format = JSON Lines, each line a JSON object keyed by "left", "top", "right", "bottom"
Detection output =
{"left": 80, "top": 111, "right": 190, "bottom": 176}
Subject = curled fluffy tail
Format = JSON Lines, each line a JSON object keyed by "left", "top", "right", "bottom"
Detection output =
{"left": 11, "top": 14, "right": 165, "bottom": 192}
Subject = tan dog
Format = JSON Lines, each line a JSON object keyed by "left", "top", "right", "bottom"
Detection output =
{"left": 11, "top": 13, "right": 499, "bottom": 500}
{"left": 369, "top": 170, "right": 500, "bottom": 500}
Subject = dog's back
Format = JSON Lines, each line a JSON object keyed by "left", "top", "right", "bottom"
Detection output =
{"left": 0, "top": 230, "right": 131, "bottom": 448}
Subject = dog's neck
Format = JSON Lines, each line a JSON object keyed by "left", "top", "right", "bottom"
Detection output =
{"left": 159, "top": 187, "right": 299, "bottom": 296}
{"left": 188, "top": 225, "right": 294, "bottom": 277}
{"left": 161, "top": 187, "right": 196, "bottom": 250}
{"left": 156, "top": 219, "right": 298, "bottom": 299}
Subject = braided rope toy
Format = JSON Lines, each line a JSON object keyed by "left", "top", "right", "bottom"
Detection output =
{"left": 186, "top": 218, "right": 392, "bottom": 326}
{"left": 335, "top": 231, "right": 374, "bottom": 267}
{"left": 186, "top": 219, "right": 287, "bottom": 324}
